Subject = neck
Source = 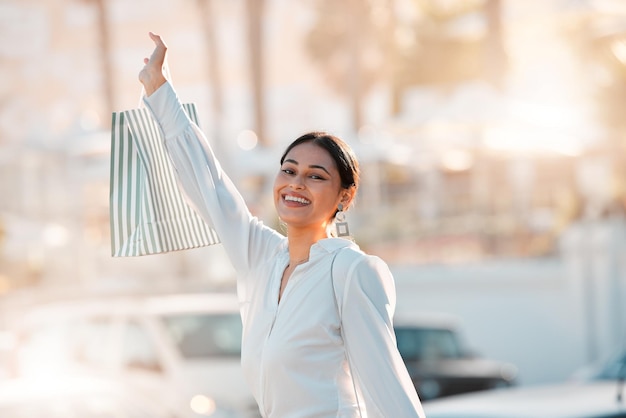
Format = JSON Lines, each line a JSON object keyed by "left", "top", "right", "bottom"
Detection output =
{"left": 286, "top": 226, "right": 327, "bottom": 264}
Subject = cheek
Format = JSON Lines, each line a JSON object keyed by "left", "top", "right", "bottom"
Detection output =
{"left": 272, "top": 174, "right": 283, "bottom": 201}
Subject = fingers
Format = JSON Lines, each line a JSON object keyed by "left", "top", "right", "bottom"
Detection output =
{"left": 149, "top": 31, "right": 167, "bottom": 49}
{"left": 146, "top": 32, "right": 167, "bottom": 67}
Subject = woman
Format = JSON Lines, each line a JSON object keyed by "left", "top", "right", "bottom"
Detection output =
{"left": 139, "top": 32, "right": 425, "bottom": 418}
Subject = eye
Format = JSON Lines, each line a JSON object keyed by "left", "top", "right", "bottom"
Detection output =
{"left": 281, "top": 168, "right": 295, "bottom": 175}
{"left": 309, "top": 174, "right": 325, "bottom": 180}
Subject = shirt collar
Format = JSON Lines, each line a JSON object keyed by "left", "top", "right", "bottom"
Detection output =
{"left": 280, "top": 237, "right": 359, "bottom": 261}
{"left": 314, "top": 237, "right": 359, "bottom": 255}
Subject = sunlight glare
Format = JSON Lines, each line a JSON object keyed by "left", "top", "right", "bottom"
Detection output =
{"left": 441, "top": 149, "right": 474, "bottom": 171}
{"left": 190, "top": 394, "right": 217, "bottom": 416}
{"left": 42, "top": 223, "right": 69, "bottom": 248}
{"left": 610, "top": 39, "right": 626, "bottom": 65}
{"left": 483, "top": 125, "right": 583, "bottom": 156}
{"left": 237, "top": 130, "right": 258, "bottom": 150}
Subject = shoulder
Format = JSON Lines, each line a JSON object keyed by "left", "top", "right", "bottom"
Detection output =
{"left": 321, "top": 238, "right": 393, "bottom": 282}
{"left": 333, "top": 243, "right": 393, "bottom": 287}
{"left": 336, "top": 242, "right": 389, "bottom": 269}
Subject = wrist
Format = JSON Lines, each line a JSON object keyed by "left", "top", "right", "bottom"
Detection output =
{"left": 144, "top": 75, "right": 167, "bottom": 97}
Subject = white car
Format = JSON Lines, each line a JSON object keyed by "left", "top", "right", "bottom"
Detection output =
{"left": 9, "top": 292, "right": 259, "bottom": 418}
{"left": 0, "top": 375, "right": 174, "bottom": 417}
{"left": 423, "top": 379, "right": 626, "bottom": 418}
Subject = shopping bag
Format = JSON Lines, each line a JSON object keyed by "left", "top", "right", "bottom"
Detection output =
{"left": 109, "top": 103, "right": 220, "bottom": 256}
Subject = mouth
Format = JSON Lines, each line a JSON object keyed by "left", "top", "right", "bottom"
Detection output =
{"left": 283, "top": 194, "right": 311, "bottom": 205}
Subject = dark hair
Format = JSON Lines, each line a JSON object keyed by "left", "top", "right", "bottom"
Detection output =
{"left": 279, "top": 131, "right": 360, "bottom": 191}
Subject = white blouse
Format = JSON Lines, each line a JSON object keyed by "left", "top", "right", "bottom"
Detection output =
{"left": 145, "top": 82, "right": 425, "bottom": 418}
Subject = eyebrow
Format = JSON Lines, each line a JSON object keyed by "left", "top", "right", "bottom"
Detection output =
{"left": 284, "top": 158, "right": 331, "bottom": 175}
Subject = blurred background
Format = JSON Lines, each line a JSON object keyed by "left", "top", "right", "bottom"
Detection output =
{"left": 1, "top": 0, "right": 626, "bottom": 416}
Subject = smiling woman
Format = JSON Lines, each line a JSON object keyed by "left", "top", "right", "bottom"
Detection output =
{"left": 138, "top": 31, "right": 425, "bottom": 417}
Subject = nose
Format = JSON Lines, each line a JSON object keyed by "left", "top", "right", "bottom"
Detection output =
{"left": 290, "top": 175, "right": 305, "bottom": 190}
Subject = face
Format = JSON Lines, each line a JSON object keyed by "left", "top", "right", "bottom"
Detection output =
{"left": 273, "top": 142, "right": 351, "bottom": 236}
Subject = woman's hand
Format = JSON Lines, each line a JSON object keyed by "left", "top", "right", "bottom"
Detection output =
{"left": 139, "top": 32, "right": 168, "bottom": 96}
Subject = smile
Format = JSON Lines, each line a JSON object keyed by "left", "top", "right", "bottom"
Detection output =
{"left": 284, "top": 195, "right": 311, "bottom": 205}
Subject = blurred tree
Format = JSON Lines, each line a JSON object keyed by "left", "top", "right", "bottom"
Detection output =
{"left": 396, "top": 0, "right": 506, "bottom": 92}
{"left": 305, "top": 0, "right": 507, "bottom": 122}
{"left": 81, "top": 0, "right": 114, "bottom": 116}
{"left": 482, "top": 0, "right": 506, "bottom": 89}
{"left": 305, "top": 0, "right": 387, "bottom": 130}
{"left": 246, "top": 0, "right": 268, "bottom": 145}
{"left": 197, "top": 0, "right": 225, "bottom": 156}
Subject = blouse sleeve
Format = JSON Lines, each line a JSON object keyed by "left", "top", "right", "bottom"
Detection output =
{"left": 341, "top": 256, "right": 426, "bottom": 418}
{"left": 143, "top": 82, "right": 284, "bottom": 278}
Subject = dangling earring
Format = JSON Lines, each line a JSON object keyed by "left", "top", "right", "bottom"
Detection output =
{"left": 334, "top": 203, "right": 351, "bottom": 238}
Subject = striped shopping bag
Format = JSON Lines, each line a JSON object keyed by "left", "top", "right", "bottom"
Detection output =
{"left": 109, "top": 103, "right": 220, "bottom": 256}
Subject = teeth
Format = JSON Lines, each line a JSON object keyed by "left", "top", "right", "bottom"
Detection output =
{"left": 285, "top": 195, "right": 310, "bottom": 204}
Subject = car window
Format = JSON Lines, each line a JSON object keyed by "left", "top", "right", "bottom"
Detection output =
{"left": 161, "top": 313, "right": 242, "bottom": 359}
{"left": 596, "top": 352, "right": 626, "bottom": 380}
{"left": 121, "top": 320, "right": 163, "bottom": 373}
{"left": 395, "top": 327, "right": 462, "bottom": 361}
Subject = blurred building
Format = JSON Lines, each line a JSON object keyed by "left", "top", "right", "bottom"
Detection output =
{"left": 0, "top": 0, "right": 625, "bottom": 307}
